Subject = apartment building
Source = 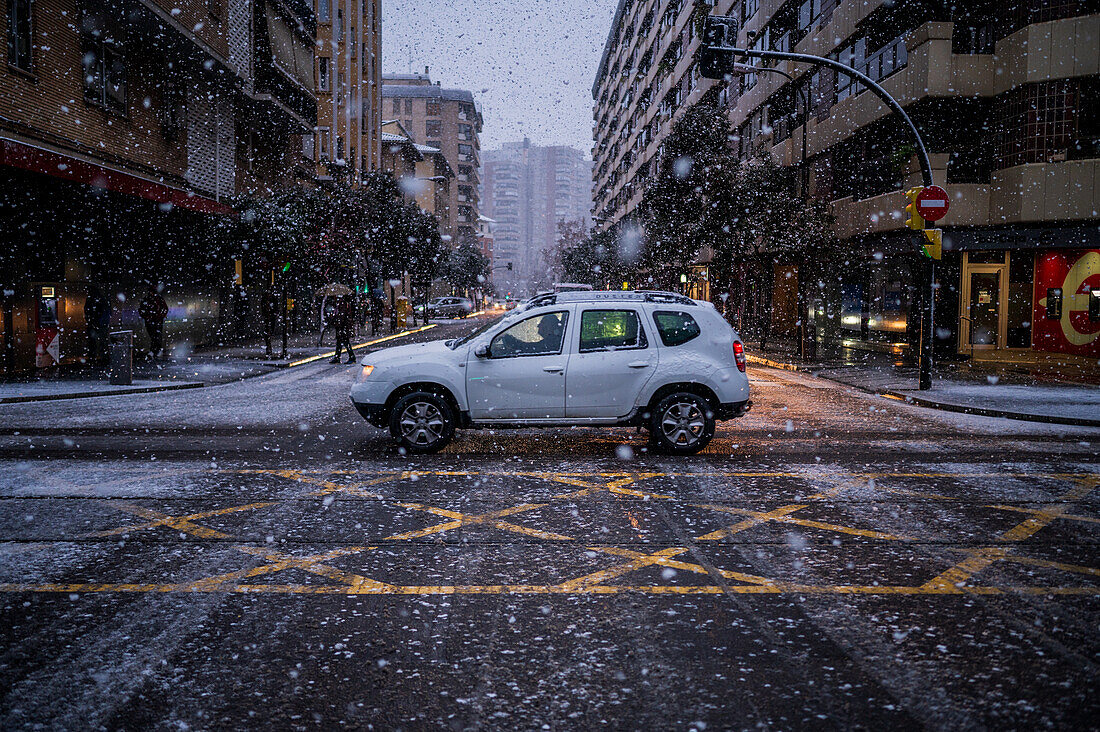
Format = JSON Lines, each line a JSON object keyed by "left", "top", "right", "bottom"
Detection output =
{"left": 481, "top": 139, "right": 593, "bottom": 294}
{"left": 1, "top": 0, "right": 318, "bottom": 375}
{"left": 381, "top": 70, "right": 483, "bottom": 246}
{"left": 593, "top": 0, "right": 1100, "bottom": 365}
{"left": 311, "top": 0, "right": 381, "bottom": 181}
{"left": 379, "top": 119, "right": 454, "bottom": 229}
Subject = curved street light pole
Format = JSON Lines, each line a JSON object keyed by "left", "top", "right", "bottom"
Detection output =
{"left": 713, "top": 44, "right": 936, "bottom": 390}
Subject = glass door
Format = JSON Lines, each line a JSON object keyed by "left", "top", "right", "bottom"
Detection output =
{"left": 968, "top": 271, "right": 1001, "bottom": 347}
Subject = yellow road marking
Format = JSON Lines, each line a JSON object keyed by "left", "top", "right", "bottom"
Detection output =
{"left": 85, "top": 501, "right": 277, "bottom": 540}
{"left": 693, "top": 503, "right": 908, "bottom": 542}
{"left": 2, "top": 581, "right": 1096, "bottom": 596}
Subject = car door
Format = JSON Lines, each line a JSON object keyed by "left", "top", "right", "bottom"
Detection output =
{"left": 565, "top": 307, "right": 656, "bottom": 418}
{"left": 465, "top": 308, "right": 572, "bottom": 419}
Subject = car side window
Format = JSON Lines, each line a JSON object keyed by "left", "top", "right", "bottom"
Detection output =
{"left": 652, "top": 310, "right": 701, "bottom": 347}
{"left": 579, "top": 309, "right": 647, "bottom": 352}
{"left": 490, "top": 311, "right": 569, "bottom": 358}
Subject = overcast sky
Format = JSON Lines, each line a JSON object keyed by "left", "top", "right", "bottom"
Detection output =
{"left": 381, "top": 0, "right": 619, "bottom": 156}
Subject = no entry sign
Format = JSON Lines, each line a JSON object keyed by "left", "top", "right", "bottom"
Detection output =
{"left": 915, "top": 185, "right": 949, "bottom": 222}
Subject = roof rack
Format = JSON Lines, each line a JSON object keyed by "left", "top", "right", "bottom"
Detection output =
{"left": 520, "top": 290, "right": 697, "bottom": 309}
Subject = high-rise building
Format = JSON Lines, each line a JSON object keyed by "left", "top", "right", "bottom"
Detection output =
{"left": 381, "top": 70, "right": 483, "bottom": 246}
{"left": 593, "top": 0, "right": 1100, "bottom": 365}
{"left": 481, "top": 139, "right": 592, "bottom": 293}
{"left": 312, "top": 0, "right": 382, "bottom": 180}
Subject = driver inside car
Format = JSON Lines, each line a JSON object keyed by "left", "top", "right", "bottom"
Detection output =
{"left": 495, "top": 313, "right": 565, "bottom": 357}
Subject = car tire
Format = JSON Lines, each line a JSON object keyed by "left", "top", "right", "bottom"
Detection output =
{"left": 388, "top": 391, "right": 456, "bottom": 454}
{"left": 649, "top": 392, "right": 715, "bottom": 455}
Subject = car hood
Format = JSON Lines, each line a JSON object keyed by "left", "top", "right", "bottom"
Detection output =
{"left": 360, "top": 339, "right": 454, "bottom": 369}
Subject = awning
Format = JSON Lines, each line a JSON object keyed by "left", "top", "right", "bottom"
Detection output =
{"left": 0, "top": 137, "right": 232, "bottom": 215}
{"left": 266, "top": 5, "right": 315, "bottom": 93}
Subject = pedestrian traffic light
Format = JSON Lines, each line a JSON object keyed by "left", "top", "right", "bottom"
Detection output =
{"left": 699, "top": 16, "right": 740, "bottom": 80}
{"left": 904, "top": 187, "right": 925, "bottom": 231}
{"left": 922, "top": 229, "right": 942, "bottom": 260}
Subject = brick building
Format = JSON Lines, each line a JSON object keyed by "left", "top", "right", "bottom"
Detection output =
{"left": 592, "top": 0, "right": 1100, "bottom": 368}
{"left": 381, "top": 70, "right": 483, "bottom": 247}
{"left": 0, "top": 0, "right": 318, "bottom": 375}
{"left": 310, "top": 0, "right": 381, "bottom": 181}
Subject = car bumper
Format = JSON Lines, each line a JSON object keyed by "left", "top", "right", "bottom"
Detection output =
{"left": 351, "top": 397, "right": 388, "bottom": 427}
{"left": 716, "top": 399, "right": 752, "bottom": 420}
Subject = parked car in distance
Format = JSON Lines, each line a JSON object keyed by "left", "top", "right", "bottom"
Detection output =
{"left": 423, "top": 297, "right": 473, "bottom": 319}
{"left": 350, "top": 290, "right": 751, "bottom": 455}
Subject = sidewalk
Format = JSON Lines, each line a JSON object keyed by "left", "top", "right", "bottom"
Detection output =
{"left": 0, "top": 322, "right": 440, "bottom": 404}
{"left": 746, "top": 338, "right": 1100, "bottom": 427}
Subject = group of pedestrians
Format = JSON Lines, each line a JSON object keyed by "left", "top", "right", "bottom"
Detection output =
{"left": 83, "top": 283, "right": 168, "bottom": 365}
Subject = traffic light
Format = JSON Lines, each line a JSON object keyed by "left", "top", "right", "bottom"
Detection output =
{"left": 506, "top": 261, "right": 513, "bottom": 271}
{"left": 922, "top": 229, "right": 942, "bottom": 260}
{"left": 904, "top": 187, "right": 925, "bottom": 231}
{"left": 699, "top": 16, "right": 740, "bottom": 80}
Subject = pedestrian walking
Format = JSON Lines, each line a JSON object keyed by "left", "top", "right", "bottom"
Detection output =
{"left": 330, "top": 295, "right": 356, "bottom": 364}
{"left": 138, "top": 284, "right": 168, "bottom": 361}
{"left": 83, "top": 285, "right": 111, "bottom": 366}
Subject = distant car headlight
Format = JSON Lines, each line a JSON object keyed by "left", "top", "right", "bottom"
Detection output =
{"left": 359, "top": 364, "right": 375, "bottom": 380}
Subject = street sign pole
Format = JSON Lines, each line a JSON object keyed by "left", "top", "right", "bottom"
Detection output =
{"left": 702, "top": 29, "right": 939, "bottom": 389}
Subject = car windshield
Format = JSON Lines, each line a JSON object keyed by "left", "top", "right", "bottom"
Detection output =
{"left": 448, "top": 313, "right": 507, "bottom": 348}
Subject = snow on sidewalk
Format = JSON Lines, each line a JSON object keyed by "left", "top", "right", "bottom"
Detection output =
{"left": 891, "top": 382, "right": 1100, "bottom": 424}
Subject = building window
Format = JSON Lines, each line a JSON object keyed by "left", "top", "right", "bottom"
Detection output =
{"left": 302, "top": 132, "right": 315, "bottom": 160}
{"left": 426, "top": 119, "right": 442, "bottom": 138}
{"left": 318, "top": 127, "right": 330, "bottom": 160}
{"left": 317, "top": 0, "right": 330, "bottom": 22}
{"left": 391, "top": 98, "right": 400, "bottom": 114}
{"left": 7, "top": 0, "right": 33, "bottom": 72}
{"left": 81, "top": 11, "right": 127, "bottom": 115}
{"left": 404, "top": 98, "right": 412, "bottom": 114}
{"left": 741, "top": 0, "right": 759, "bottom": 22}
{"left": 426, "top": 98, "right": 441, "bottom": 116}
{"left": 318, "top": 56, "right": 330, "bottom": 92}
{"left": 996, "top": 80, "right": 1078, "bottom": 168}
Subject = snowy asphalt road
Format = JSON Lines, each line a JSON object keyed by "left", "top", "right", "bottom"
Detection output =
{"left": 0, "top": 321, "right": 1097, "bottom": 730}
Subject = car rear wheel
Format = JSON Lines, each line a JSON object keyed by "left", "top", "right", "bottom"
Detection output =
{"left": 389, "top": 392, "right": 455, "bottom": 454}
{"left": 649, "top": 392, "right": 715, "bottom": 455}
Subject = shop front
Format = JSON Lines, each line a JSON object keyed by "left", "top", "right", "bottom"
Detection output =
{"left": 957, "top": 240, "right": 1100, "bottom": 363}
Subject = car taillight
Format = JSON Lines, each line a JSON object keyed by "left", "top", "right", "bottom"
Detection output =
{"left": 732, "top": 341, "right": 746, "bottom": 372}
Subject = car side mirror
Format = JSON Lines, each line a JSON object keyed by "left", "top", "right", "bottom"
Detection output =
{"left": 474, "top": 344, "right": 490, "bottom": 359}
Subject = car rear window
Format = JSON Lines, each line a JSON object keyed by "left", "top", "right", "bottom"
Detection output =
{"left": 652, "top": 310, "right": 701, "bottom": 347}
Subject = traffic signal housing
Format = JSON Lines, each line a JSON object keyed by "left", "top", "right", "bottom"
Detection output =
{"left": 922, "top": 229, "right": 942, "bottom": 260}
{"left": 904, "top": 187, "right": 925, "bottom": 231}
{"left": 699, "top": 16, "right": 740, "bottom": 80}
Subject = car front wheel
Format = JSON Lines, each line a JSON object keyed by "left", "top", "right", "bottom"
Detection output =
{"left": 650, "top": 392, "right": 715, "bottom": 455}
{"left": 389, "top": 392, "right": 456, "bottom": 454}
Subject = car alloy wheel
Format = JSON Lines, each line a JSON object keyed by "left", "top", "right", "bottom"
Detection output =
{"left": 650, "top": 392, "right": 715, "bottom": 455}
{"left": 389, "top": 391, "right": 456, "bottom": 454}
{"left": 661, "top": 401, "right": 705, "bottom": 446}
{"left": 400, "top": 401, "right": 445, "bottom": 447}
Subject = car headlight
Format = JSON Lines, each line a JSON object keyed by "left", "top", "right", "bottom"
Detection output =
{"left": 359, "top": 365, "right": 375, "bottom": 380}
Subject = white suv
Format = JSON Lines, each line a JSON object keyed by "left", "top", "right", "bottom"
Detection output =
{"left": 350, "top": 291, "right": 751, "bottom": 454}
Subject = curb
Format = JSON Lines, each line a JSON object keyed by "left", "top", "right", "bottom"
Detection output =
{"left": 281, "top": 324, "right": 440, "bottom": 368}
{"left": 0, "top": 324, "right": 449, "bottom": 405}
{"left": 745, "top": 354, "right": 820, "bottom": 372}
{"left": 882, "top": 391, "right": 1100, "bottom": 428}
{"left": 0, "top": 382, "right": 204, "bottom": 405}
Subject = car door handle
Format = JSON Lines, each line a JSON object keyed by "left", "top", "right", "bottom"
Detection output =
{"left": 543, "top": 366, "right": 564, "bottom": 373}
{"left": 628, "top": 361, "right": 650, "bottom": 368}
